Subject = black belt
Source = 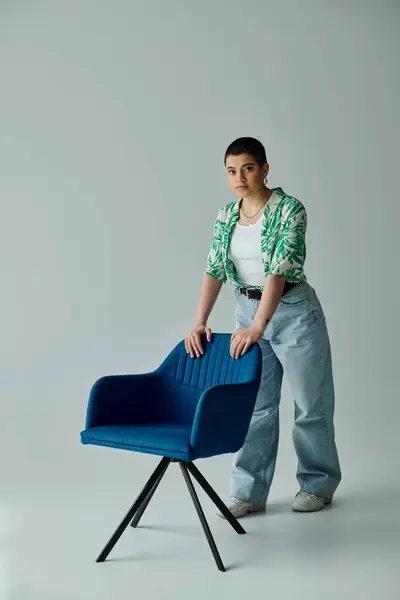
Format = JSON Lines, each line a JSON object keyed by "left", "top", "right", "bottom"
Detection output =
{"left": 239, "top": 281, "right": 298, "bottom": 300}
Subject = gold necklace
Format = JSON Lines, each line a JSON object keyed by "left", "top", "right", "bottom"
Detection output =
{"left": 242, "top": 202, "right": 266, "bottom": 219}
{"left": 241, "top": 190, "right": 272, "bottom": 225}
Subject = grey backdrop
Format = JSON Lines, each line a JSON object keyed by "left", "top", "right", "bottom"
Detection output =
{"left": 1, "top": 1, "right": 399, "bottom": 596}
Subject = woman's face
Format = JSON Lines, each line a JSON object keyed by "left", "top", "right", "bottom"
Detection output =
{"left": 225, "top": 153, "right": 269, "bottom": 198}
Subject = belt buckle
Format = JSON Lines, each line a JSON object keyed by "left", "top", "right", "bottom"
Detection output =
{"left": 246, "top": 288, "right": 254, "bottom": 299}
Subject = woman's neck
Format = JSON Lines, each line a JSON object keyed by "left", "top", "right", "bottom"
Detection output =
{"left": 241, "top": 186, "right": 273, "bottom": 211}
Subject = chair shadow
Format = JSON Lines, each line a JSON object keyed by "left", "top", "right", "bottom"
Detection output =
{"left": 102, "top": 487, "right": 400, "bottom": 570}
{"left": 107, "top": 552, "right": 246, "bottom": 571}
{"left": 133, "top": 522, "right": 199, "bottom": 535}
{"left": 104, "top": 513, "right": 255, "bottom": 570}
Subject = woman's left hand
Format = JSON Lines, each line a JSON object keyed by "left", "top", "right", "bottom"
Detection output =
{"left": 230, "top": 326, "right": 263, "bottom": 359}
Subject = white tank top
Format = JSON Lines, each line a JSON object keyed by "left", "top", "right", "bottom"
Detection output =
{"left": 228, "top": 216, "right": 265, "bottom": 287}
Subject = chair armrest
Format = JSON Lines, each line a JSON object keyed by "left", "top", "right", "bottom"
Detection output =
{"left": 84, "top": 372, "right": 163, "bottom": 428}
{"left": 190, "top": 380, "right": 260, "bottom": 458}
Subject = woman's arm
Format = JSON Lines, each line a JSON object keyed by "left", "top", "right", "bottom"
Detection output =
{"left": 193, "top": 274, "right": 223, "bottom": 327}
{"left": 252, "top": 274, "right": 286, "bottom": 335}
{"left": 185, "top": 274, "right": 223, "bottom": 358}
{"left": 252, "top": 199, "right": 307, "bottom": 334}
{"left": 230, "top": 274, "right": 285, "bottom": 358}
{"left": 186, "top": 209, "right": 226, "bottom": 358}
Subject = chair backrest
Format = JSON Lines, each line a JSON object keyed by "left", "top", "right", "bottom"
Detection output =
{"left": 159, "top": 333, "right": 261, "bottom": 388}
{"left": 156, "top": 333, "right": 262, "bottom": 424}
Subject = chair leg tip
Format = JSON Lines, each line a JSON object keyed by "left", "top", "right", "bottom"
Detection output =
{"left": 218, "top": 565, "right": 226, "bottom": 572}
{"left": 96, "top": 555, "right": 106, "bottom": 563}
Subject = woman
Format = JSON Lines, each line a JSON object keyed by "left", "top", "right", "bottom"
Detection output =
{"left": 185, "top": 137, "right": 341, "bottom": 517}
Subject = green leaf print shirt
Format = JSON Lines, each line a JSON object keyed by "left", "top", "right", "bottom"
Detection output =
{"left": 205, "top": 187, "right": 307, "bottom": 291}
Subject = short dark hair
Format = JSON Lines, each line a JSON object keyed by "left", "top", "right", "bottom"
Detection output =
{"left": 224, "top": 137, "right": 267, "bottom": 167}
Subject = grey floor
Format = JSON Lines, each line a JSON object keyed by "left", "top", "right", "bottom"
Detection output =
{"left": 4, "top": 449, "right": 399, "bottom": 600}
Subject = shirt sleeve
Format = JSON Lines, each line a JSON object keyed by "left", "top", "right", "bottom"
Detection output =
{"left": 267, "top": 201, "right": 307, "bottom": 279}
{"left": 205, "top": 212, "right": 227, "bottom": 283}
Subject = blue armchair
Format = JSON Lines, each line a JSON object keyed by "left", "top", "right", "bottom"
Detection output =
{"left": 81, "top": 333, "right": 262, "bottom": 571}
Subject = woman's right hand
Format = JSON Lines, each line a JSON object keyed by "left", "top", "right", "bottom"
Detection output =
{"left": 185, "top": 325, "right": 213, "bottom": 358}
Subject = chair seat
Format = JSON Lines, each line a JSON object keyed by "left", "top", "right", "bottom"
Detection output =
{"left": 81, "top": 423, "right": 194, "bottom": 461}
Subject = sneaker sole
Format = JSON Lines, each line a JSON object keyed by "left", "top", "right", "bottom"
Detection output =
{"left": 292, "top": 499, "right": 332, "bottom": 513}
{"left": 217, "top": 507, "right": 266, "bottom": 519}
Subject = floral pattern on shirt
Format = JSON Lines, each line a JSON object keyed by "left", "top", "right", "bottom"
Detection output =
{"left": 205, "top": 187, "right": 307, "bottom": 290}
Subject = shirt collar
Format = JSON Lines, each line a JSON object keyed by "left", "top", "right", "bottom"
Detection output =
{"left": 232, "top": 187, "right": 284, "bottom": 220}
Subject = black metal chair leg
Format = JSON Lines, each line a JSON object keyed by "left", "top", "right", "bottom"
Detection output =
{"left": 185, "top": 462, "right": 246, "bottom": 535}
{"left": 179, "top": 462, "right": 226, "bottom": 572}
{"left": 96, "top": 456, "right": 170, "bottom": 563}
{"left": 130, "top": 459, "right": 170, "bottom": 528}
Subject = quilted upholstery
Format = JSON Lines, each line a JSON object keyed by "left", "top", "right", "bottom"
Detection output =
{"left": 81, "top": 334, "right": 262, "bottom": 460}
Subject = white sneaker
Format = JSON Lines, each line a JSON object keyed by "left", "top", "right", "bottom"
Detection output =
{"left": 217, "top": 497, "right": 265, "bottom": 519}
{"left": 292, "top": 491, "right": 331, "bottom": 512}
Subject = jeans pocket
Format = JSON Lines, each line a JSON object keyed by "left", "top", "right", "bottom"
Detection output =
{"left": 278, "top": 287, "right": 325, "bottom": 327}
{"left": 279, "top": 295, "right": 309, "bottom": 306}
{"left": 308, "top": 288, "right": 326, "bottom": 325}
{"left": 279, "top": 288, "right": 310, "bottom": 306}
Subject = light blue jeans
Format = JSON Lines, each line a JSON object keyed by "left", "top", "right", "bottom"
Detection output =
{"left": 230, "top": 282, "right": 341, "bottom": 505}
